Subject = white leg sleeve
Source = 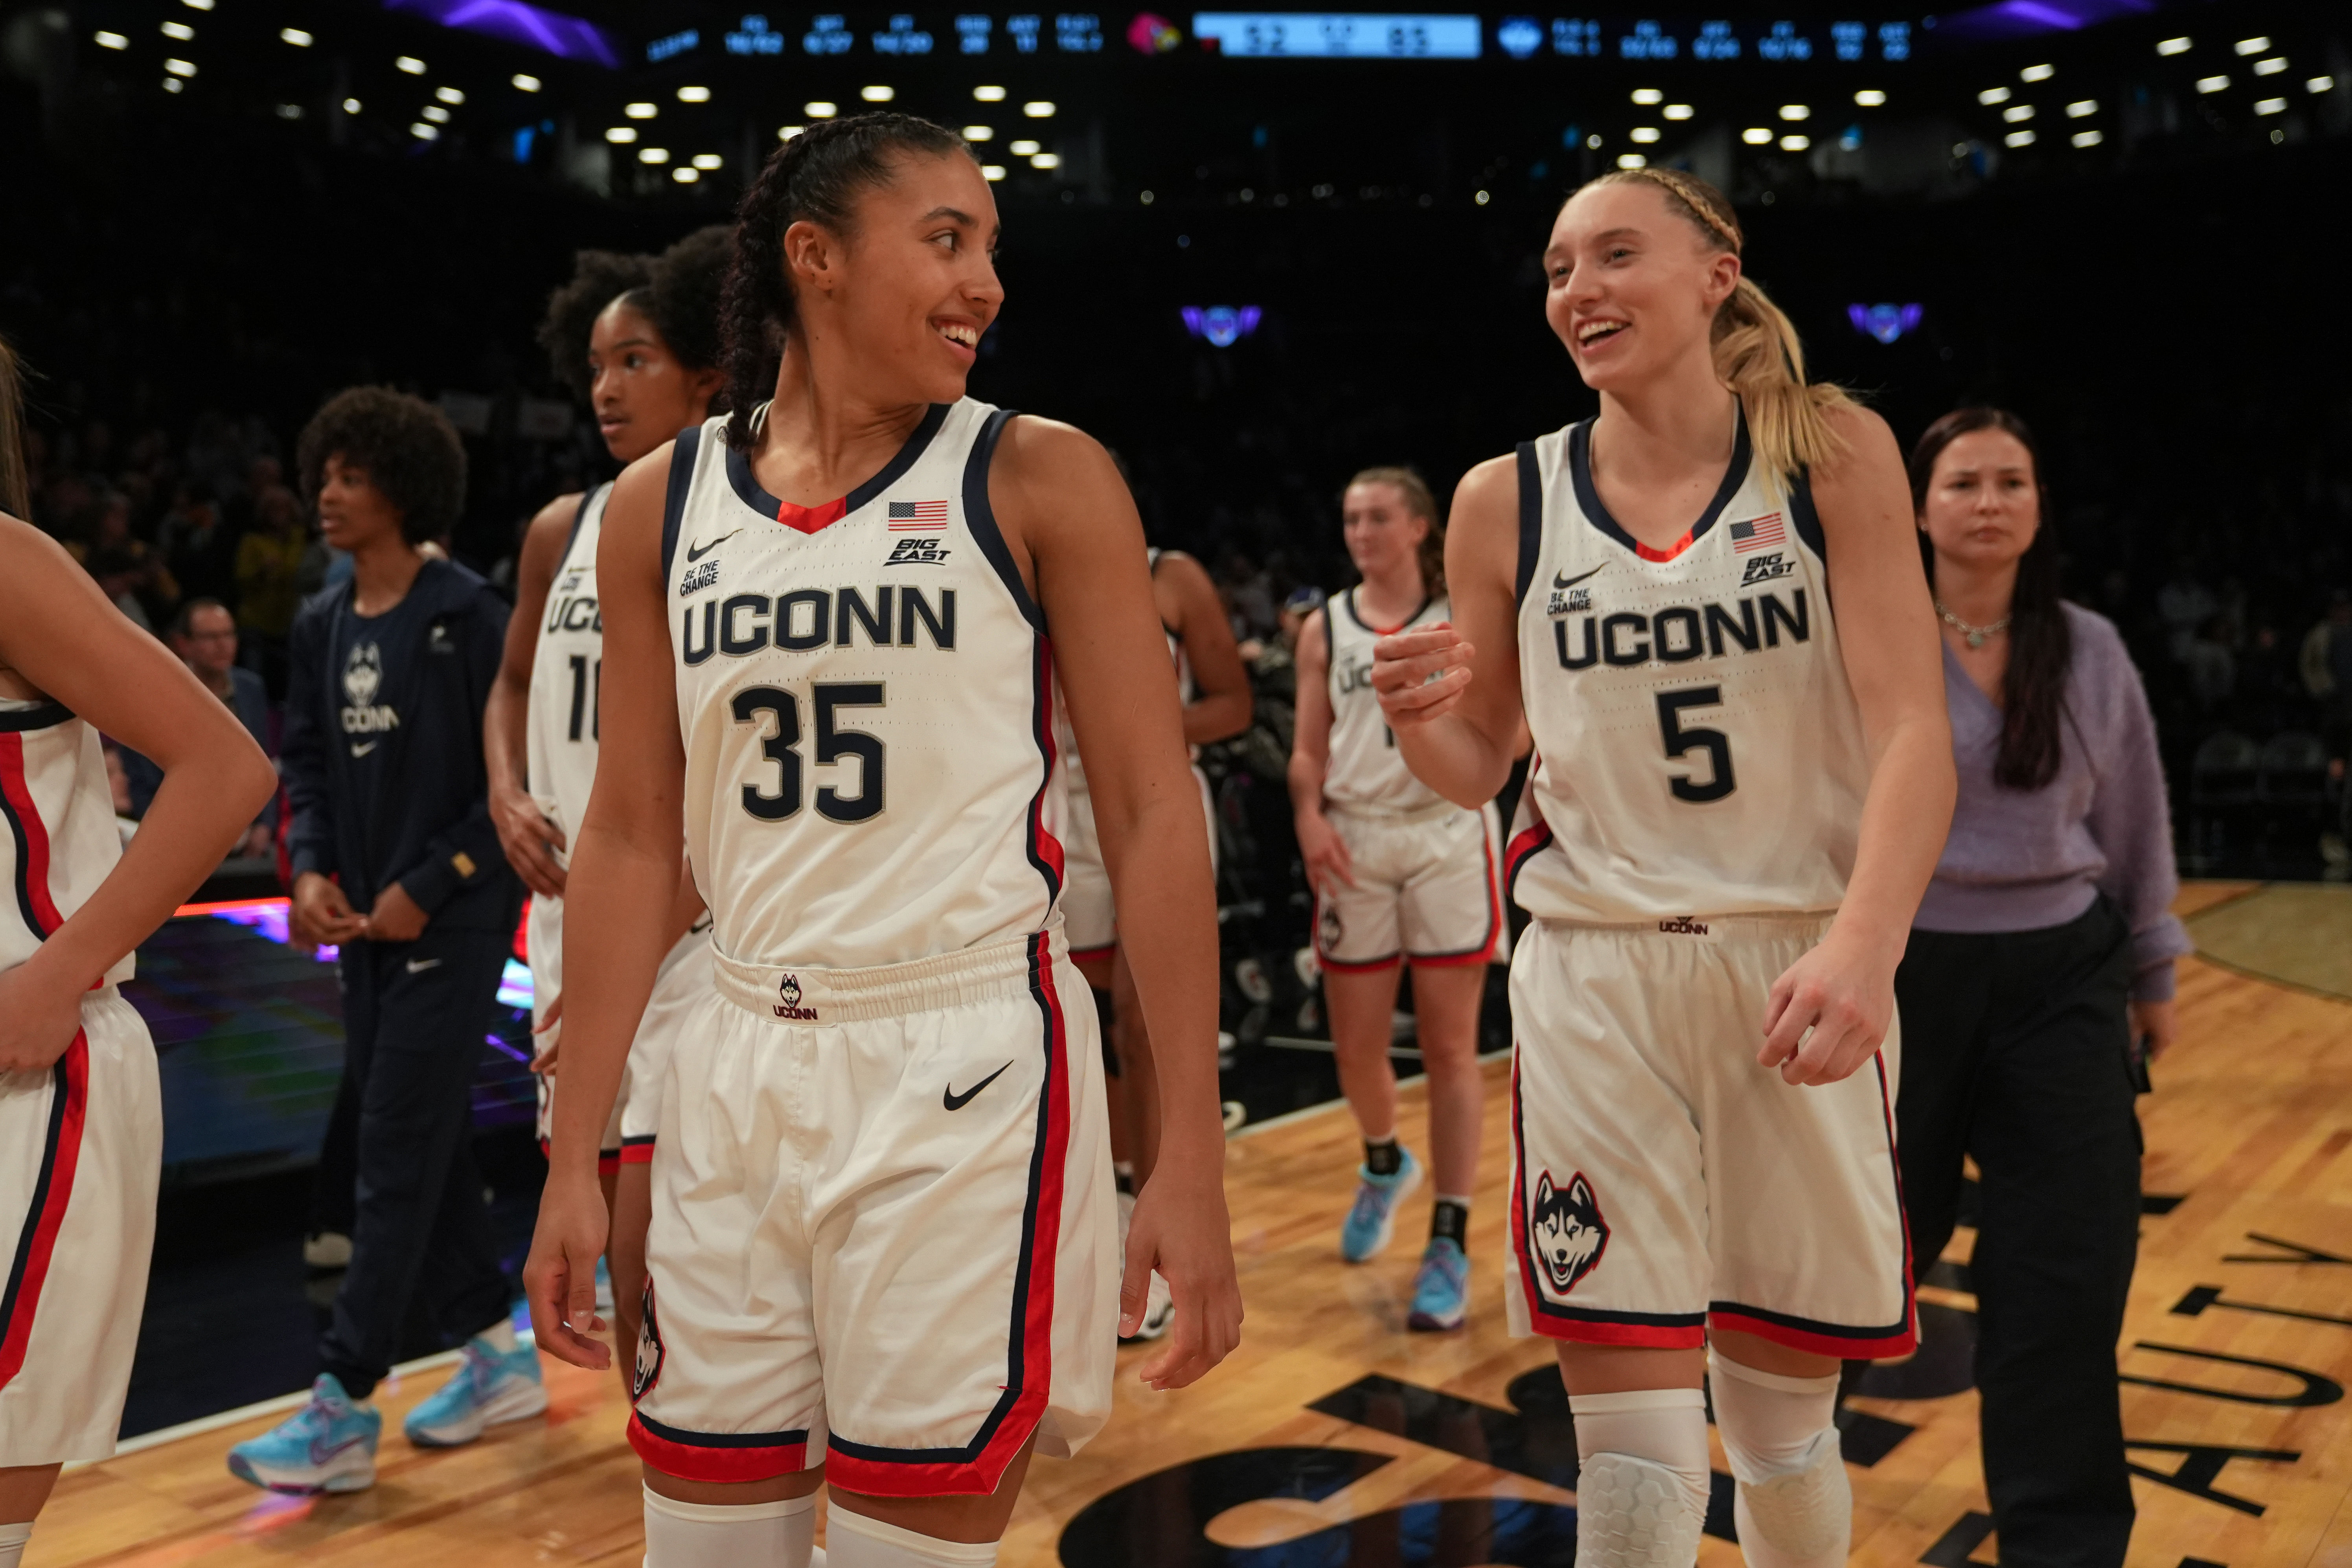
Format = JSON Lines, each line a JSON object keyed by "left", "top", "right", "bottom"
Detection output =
{"left": 1707, "top": 1350, "right": 1850, "bottom": 1568}
{"left": 642, "top": 1486, "right": 817, "bottom": 1568}
{"left": 826, "top": 1507, "right": 999, "bottom": 1567}
{"left": 0, "top": 1521, "right": 30, "bottom": 1568}
{"left": 1567, "top": 1387, "right": 1710, "bottom": 1568}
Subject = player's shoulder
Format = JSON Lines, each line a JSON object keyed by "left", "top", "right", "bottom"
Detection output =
{"left": 1805, "top": 401, "right": 1902, "bottom": 491}
{"left": 989, "top": 412, "right": 1113, "bottom": 483}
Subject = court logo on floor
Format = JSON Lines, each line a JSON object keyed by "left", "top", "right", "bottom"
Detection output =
{"left": 1529, "top": 1169, "right": 1607, "bottom": 1294}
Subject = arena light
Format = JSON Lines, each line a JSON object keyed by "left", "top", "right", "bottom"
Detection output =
{"left": 2253, "top": 57, "right": 2286, "bottom": 77}
{"left": 2004, "top": 128, "right": 2036, "bottom": 146}
{"left": 436, "top": 86, "right": 464, "bottom": 104}
{"left": 179, "top": 0, "right": 213, "bottom": 9}
{"left": 1778, "top": 134, "right": 1809, "bottom": 151}
{"left": 625, "top": 101, "right": 657, "bottom": 118}
{"left": 674, "top": 167, "right": 698, "bottom": 183}
{"left": 1023, "top": 99, "right": 1055, "bottom": 117}
{"left": 1741, "top": 127, "right": 1773, "bottom": 145}
{"left": 382, "top": 0, "right": 621, "bottom": 68}
{"left": 861, "top": 84, "right": 894, "bottom": 101}
{"left": 1474, "top": 189, "right": 1490, "bottom": 204}
{"left": 1778, "top": 103, "right": 1809, "bottom": 120}
{"left": 1009, "top": 138, "right": 1040, "bottom": 155}
{"left": 1031, "top": 151, "right": 1060, "bottom": 169}
{"left": 1140, "top": 189, "right": 1155, "bottom": 203}
{"left": 1848, "top": 303, "right": 1922, "bottom": 343}
{"left": 973, "top": 84, "right": 1006, "bottom": 101}
{"left": 1854, "top": 88, "right": 1887, "bottom": 107}
{"left": 2019, "top": 62, "right": 2053, "bottom": 81}
{"left": 164, "top": 77, "right": 183, "bottom": 91}
{"left": 2071, "top": 128, "right": 2102, "bottom": 147}
{"left": 281, "top": 27, "right": 313, "bottom": 46}
{"left": 512, "top": 73, "right": 541, "bottom": 91}
{"left": 397, "top": 56, "right": 427, "bottom": 74}
{"left": 964, "top": 123, "right": 993, "bottom": 140}
{"left": 1616, "top": 152, "right": 1648, "bottom": 168}
{"left": 344, "top": 96, "right": 362, "bottom": 112}
{"left": 1630, "top": 126, "right": 1661, "bottom": 143}
{"left": 1662, "top": 103, "right": 1692, "bottom": 120}
{"left": 2233, "top": 37, "right": 2269, "bottom": 56}
{"left": 805, "top": 100, "right": 837, "bottom": 117}
{"left": 1181, "top": 306, "right": 1262, "bottom": 346}
{"left": 411, "top": 121, "right": 439, "bottom": 139}
{"left": 639, "top": 146, "right": 669, "bottom": 162}
{"left": 1978, "top": 86, "right": 2012, "bottom": 105}
{"left": 605, "top": 125, "right": 636, "bottom": 142}
{"left": 981, "top": 163, "right": 1007, "bottom": 180}
{"left": 1630, "top": 87, "right": 1662, "bottom": 104}
{"left": 2196, "top": 74, "right": 2229, "bottom": 93}
{"left": 2003, "top": 104, "right": 2033, "bottom": 122}
{"left": 692, "top": 153, "right": 723, "bottom": 169}
{"left": 2254, "top": 96, "right": 2286, "bottom": 114}
{"left": 163, "top": 20, "right": 195, "bottom": 40}
{"left": 276, "top": 103, "right": 302, "bottom": 118}
{"left": 777, "top": 124, "right": 804, "bottom": 139}
{"left": 422, "top": 104, "right": 451, "bottom": 122}
{"left": 164, "top": 57, "right": 196, "bottom": 76}
{"left": 679, "top": 84, "right": 711, "bottom": 101}
{"left": 95, "top": 29, "right": 127, "bottom": 48}
{"left": 2156, "top": 36, "right": 2190, "bottom": 56}
{"left": 2312, "top": 76, "right": 2337, "bottom": 94}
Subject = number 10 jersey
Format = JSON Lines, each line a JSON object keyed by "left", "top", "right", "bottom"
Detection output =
{"left": 1508, "top": 411, "right": 1872, "bottom": 923}
{"left": 663, "top": 400, "right": 1062, "bottom": 970}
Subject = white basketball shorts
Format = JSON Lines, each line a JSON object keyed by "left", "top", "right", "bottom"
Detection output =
{"left": 0, "top": 988, "right": 159, "bottom": 1466}
{"left": 1315, "top": 801, "right": 1502, "bottom": 973}
{"left": 531, "top": 893, "right": 710, "bottom": 1172}
{"left": 1055, "top": 766, "right": 1216, "bottom": 964}
{"left": 1504, "top": 915, "right": 1914, "bottom": 1358}
{"left": 629, "top": 928, "right": 1116, "bottom": 1497}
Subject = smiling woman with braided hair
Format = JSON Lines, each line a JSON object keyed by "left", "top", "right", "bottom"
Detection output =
{"left": 522, "top": 113, "right": 1243, "bottom": 1568}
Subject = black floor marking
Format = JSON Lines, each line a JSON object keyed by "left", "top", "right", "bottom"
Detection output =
{"left": 1920, "top": 1510, "right": 1996, "bottom": 1566}
{"left": 2172, "top": 1283, "right": 2352, "bottom": 1329}
{"left": 1310, "top": 1371, "right": 1579, "bottom": 1491}
{"left": 2125, "top": 1440, "right": 2301, "bottom": 1517}
{"left": 2225, "top": 1231, "right": 2352, "bottom": 1266}
{"left": 2143, "top": 1192, "right": 2188, "bottom": 1215}
{"left": 1922, "top": 1256, "right": 1973, "bottom": 1292}
{"left": 1055, "top": 1446, "right": 1395, "bottom": 1567}
{"left": 1852, "top": 1300, "right": 1979, "bottom": 1400}
{"left": 2122, "top": 1342, "right": 2345, "bottom": 1408}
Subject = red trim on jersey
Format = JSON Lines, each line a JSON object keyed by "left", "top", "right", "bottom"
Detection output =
{"left": 597, "top": 1151, "right": 622, "bottom": 1177}
{"left": 1635, "top": 528, "right": 1697, "bottom": 563}
{"left": 772, "top": 495, "right": 849, "bottom": 535}
{"left": 1409, "top": 828, "right": 1502, "bottom": 967}
{"left": 1503, "top": 819, "right": 1554, "bottom": 899}
{"left": 1068, "top": 942, "right": 1116, "bottom": 965}
{"left": 0, "top": 732, "right": 67, "bottom": 936}
{"left": 1024, "top": 641, "right": 1067, "bottom": 896}
{"left": 0, "top": 1029, "right": 89, "bottom": 1393}
{"left": 629, "top": 1413, "right": 811, "bottom": 1483}
{"left": 619, "top": 1138, "right": 656, "bottom": 1167}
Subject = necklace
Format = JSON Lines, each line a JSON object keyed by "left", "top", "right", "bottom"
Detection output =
{"left": 1935, "top": 599, "right": 2010, "bottom": 650}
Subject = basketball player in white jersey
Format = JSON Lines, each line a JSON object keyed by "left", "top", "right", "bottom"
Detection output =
{"left": 485, "top": 228, "right": 729, "bottom": 1393}
{"left": 0, "top": 340, "right": 277, "bottom": 1568}
{"left": 1371, "top": 168, "right": 1953, "bottom": 1568}
{"left": 522, "top": 114, "right": 1241, "bottom": 1568}
{"left": 1291, "top": 466, "right": 1502, "bottom": 1332}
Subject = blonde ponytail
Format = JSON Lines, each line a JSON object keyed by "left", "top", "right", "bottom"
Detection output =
{"left": 0, "top": 336, "right": 27, "bottom": 520}
{"left": 1578, "top": 167, "right": 1852, "bottom": 482}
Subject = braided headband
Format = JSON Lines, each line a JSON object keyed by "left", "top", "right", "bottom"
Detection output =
{"left": 1613, "top": 167, "right": 1742, "bottom": 255}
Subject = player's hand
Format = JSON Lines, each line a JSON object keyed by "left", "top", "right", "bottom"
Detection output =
{"left": 492, "top": 783, "right": 568, "bottom": 898}
{"left": 0, "top": 958, "right": 88, "bottom": 1074}
{"left": 1370, "top": 623, "right": 1475, "bottom": 728}
{"left": 364, "top": 882, "right": 430, "bottom": 944}
{"left": 530, "top": 990, "right": 564, "bottom": 1074}
{"left": 523, "top": 1167, "right": 612, "bottom": 1369}
{"left": 1124, "top": 1153, "right": 1243, "bottom": 1391}
{"left": 1759, "top": 930, "right": 1897, "bottom": 1087}
{"left": 1295, "top": 809, "right": 1356, "bottom": 893}
{"left": 2130, "top": 997, "right": 2178, "bottom": 1061}
{"left": 291, "top": 871, "right": 366, "bottom": 947}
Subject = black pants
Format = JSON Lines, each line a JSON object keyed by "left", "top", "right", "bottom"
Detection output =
{"left": 1895, "top": 898, "right": 2142, "bottom": 1567}
{"left": 317, "top": 924, "right": 516, "bottom": 1398}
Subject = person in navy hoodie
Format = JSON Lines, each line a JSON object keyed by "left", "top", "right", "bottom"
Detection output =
{"left": 229, "top": 387, "right": 535, "bottom": 1495}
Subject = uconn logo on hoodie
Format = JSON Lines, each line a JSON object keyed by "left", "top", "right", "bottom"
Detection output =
{"left": 341, "top": 643, "right": 400, "bottom": 733}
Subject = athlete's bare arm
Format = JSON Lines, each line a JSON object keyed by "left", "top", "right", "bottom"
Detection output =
{"left": 1153, "top": 550, "right": 1252, "bottom": 747}
{"left": 1286, "top": 608, "right": 1357, "bottom": 892}
{"left": 1370, "top": 455, "right": 1527, "bottom": 804}
{"left": 483, "top": 494, "right": 579, "bottom": 899}
{"left": 0, "top": 517, "right": 276, "bottom": 1074}
{"left": 521, "top": 451, "right": 686, "bottom": 1371}
{"left": 1758, "top": 404, "right": 1954, "bottom": 1086}
{"left": 993, "top": 415, "right": 1243, "bottom": 1392}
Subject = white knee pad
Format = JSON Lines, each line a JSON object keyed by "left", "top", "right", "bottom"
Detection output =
{"left": 1707, "top": 1351, "right": 1850, "bottom": 1568}
{"left": 826, "top": 1506, "right": 999, "bottom": 1567}
{"left": 642, "top": 1486, "right": 817, "bottom": 1568}
{"left": 1567, "top": 1388, "right": 1710, "bottom": 1568}
{"left": 0, "top": 1521, "right": 31, "bottom": 1568}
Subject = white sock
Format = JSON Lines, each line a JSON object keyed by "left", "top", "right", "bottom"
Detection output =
{"left": 1708, "top": 1351, "right": 1848, "bottom": 1568}
{"left": 1567, "top": 1388, "right": 1710, "bottom": 1566}
{"left": 826, "top": 1506, "right": 999, "bottom": 1566}
{"left": 0, "top": 1520, "right": 31, "bottom": 1568}
{"left": 478, "top": 1317, "right": 520, "bottom": 1354}
{"left": 642, "top": 1485, "right": 816, "bottom": 1568}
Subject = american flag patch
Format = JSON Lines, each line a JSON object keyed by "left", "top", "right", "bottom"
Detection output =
{"left": 888, "top": 500, "right": 950, "bottom": 530}
{"left": 1728, "top": 512, "right": 1786, "bottom": 553}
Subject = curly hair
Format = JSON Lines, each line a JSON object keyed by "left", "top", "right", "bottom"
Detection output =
{"left": 296, "top": 387, "right": 467, "bottom": 545}
{"left": 537, "top": 249, "right": 653, "bottom": 400}
{"left": 718, "top": 113, "right": 969, "bottom": 449}
{"left": 646, "top": 226, "right": 733, "bottom": 386}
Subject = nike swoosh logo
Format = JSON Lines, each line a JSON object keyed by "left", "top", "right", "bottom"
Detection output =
{"left": 686, "top": 531, "right": 740, "bottom": 563}
{"left": 943, "top": 1061, "right": 1013, "bottom": 1111}
{"left": 1552, "top": 564, "right": 1604, "bottom": 590}
{"left": 350, "top": 741, "right": 379, "bottom": 757}
{"left": 406, "top": 958, "right": 442, "bottom": 973}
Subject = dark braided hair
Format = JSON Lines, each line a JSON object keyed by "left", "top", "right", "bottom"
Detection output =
{"left": 537, "top": 250, "right": 653, "bottom": 400}
{"left": 719, "top": 112, "right": 970, "bottom": 450}
{"left": 1909, "top": 407, "right": 2072, "bottom": 791}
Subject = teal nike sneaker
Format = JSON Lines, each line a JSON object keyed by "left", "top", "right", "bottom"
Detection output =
{"left": 1339, "top": 1146, "right": 1423, "bottom": 1263}
{"left": 226, "top": 1375, "right": 380, "bottom": 1493}
{"left": 403, "top": 1334, "right": 548, "bottom": 1448}
{"left": 1407, "top": 1235, "right": 1472, "bottom": 1331}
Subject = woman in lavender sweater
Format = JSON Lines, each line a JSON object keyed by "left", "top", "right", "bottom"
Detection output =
{"left": 1899, "top": 407, "right": 2188, "bottom": 1567}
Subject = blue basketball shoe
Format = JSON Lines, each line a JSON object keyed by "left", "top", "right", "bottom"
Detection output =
{"left": 403, "top": 1334, "right": 548, "bottom": 1448}
{"left": 1339, "top": 1146, "right": 1422, "bottom": 1263}
{"left": 226, "top": 1375, "right": 380, "bottom": 1493}
{"left": 1407, "top": 1236, "right": 1471, "bottom": 1331}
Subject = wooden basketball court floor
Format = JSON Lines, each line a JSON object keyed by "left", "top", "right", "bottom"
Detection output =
{"left": 29, "top": 881, "right": 2352, "bottom": 1567}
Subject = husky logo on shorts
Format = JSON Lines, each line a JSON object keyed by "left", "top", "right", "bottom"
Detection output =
{"left": 633, "top": 1281, "right": 664, "bottom": 1404}
{"left": 1528, "top": 1170, "right": 1609, "bottom": 1294}
{"left": 774, "top": 973, "right": 817, "bottom": 1022}
{"left": 1318, "top": 902, "right": 1343, "bottom": 952}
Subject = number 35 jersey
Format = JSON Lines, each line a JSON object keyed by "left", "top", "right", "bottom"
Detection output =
{"left": 1508, "top": 410, "right": 1872, "bottom": 923}
{"left": 663, "top": 400, "right": 1061, "bottom": 970}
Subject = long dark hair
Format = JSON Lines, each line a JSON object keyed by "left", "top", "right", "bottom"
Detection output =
{"left": 718, "top": 113, "right": 969, "bottom": 450}
{"left": 1908, "top": 407, "right": 2071, "bottom": 791}
{"left": 0, "top": 334, "right": 28, "bottom": 518}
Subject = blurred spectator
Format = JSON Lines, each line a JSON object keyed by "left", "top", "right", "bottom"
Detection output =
{"left": 236, "top": 482, "right": 310, "bottom": 693}
{"left": 157, "top": 479, "right": 236, "bottom": 605}
{"left": 120, "top": 599, "right": 277, "bottom": 857}
{"left": 67, "top": 489, "right": 177, "bottom": 629}
{"left": 2184, "top": 615, "right": 2237, "bottom": 714}
{"left": 2156, "top": 561, "right": 2217, "bottom": 664}
{"left": 2303, "top": 590, "right": 2352, "bottom": 762}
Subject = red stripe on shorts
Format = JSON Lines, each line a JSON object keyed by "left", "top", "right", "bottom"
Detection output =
{"left": 1410, "top": 827, "right": 1502, "bottom": 968}
{"left": 1706, "top": 1308, "right": 1914, "bottom": 1360}
{"left": 0, "top": 1029, "right": 90, "bottom": 1392}
{"left": 0, "top": 732, "right": 68, "bottom": 936}
{"left": 628, "top": 1412, "right": 810, "bottom": 1483}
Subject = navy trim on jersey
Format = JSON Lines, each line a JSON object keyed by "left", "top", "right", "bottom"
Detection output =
{"left": 1788, "top": 469, "right": 1828, "bottom": 565}
{"left": 1341, "top": 586, "right": 1434, "bottom": 637}
{"left": 1567, "top": 405, "right": 1753, "bottom": 559}
{"left": 0, "top": 773, "right": 46, "bottom": 937}
{"left": 660, "top": 427, "right": 702, "bottom": 581}
{"left": 559, "top": 484, "right": 602, "bottom": 577}
{"left": 1513, "top": 443, "right": 1543, "bottom": 608}
{"left": 633, "top": 1410, "right": 811, "bottom": 1450}
{"left": 960, "top": 408, "right": 1046, "bottom": 636}
{"left": 723, "top": 402, "right": 951, "bottom": 521}
{"left": 0, "top": 702, "right": 71, "bottom": 734}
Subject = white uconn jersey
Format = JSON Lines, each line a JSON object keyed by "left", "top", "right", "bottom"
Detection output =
{"left": 664, "top": 401, "right": 1060, "bottom": 969}
{"left": 0, "top": 699, "right": 130, "bottom": 980}
{"left": 1510, "top": 412, "right": 1870, "bottom": 921}
{"left": 1051, "top": 548, "right": 1186, "bottom": 796}
{"left": 1325, "top": 587, "right": 1451, "bottom": 814}
{"left": 526, "top": 484, "right": 611, "bottom": 860}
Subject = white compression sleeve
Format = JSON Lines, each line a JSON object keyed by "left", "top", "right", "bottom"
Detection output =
{"left": 642, "top": 1486, "right": 817, "bottom": 1568}
{"left": 1567, "top": 1388, "right": 1710, "bottom": 1568}
{"left": 0, "top": 1520, "right": 31, "bottom": 1568}
{"left": 826, "top": 1506, "right": 999, "bottom": 1567}
{"left": 1708, "top": 1350, "right": 1849, "bottom": 1568}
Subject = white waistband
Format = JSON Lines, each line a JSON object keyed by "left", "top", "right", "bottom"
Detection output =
{"left": 1538, "top": 912, "right": 1835, "bottom": 943}
{"left": 1328, "top": 796, "right": 1469, "bottom": 826}
{"left": 711, "top": 928, "right": 1062, "bottom": 1025}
